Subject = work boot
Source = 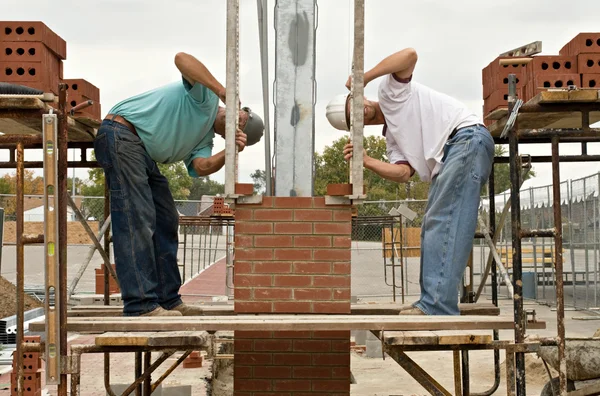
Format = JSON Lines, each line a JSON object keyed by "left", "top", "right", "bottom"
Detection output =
{"left": 140, "top": 306, "right": 182, "bottom": 317}
{"left": 398, "top": 306, "right": 426, "bottom": 315}
{"left": 170, "top": 303, "right": 204, "bottom": 316}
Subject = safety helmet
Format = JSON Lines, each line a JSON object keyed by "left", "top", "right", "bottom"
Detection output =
{"left": 241, "top": 107, "right": 264, "bottom": 146}
{"left": 326, "top": 94, "right": 351, "bottom": 131}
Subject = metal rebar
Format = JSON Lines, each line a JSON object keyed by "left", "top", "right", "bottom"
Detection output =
{"left": 57, "top": 83, "right": 69, "bottom": 396}
{"left": 143, "top": 351, "right": 151, "bottom": 395}
{"left": 453, "top": 351, "right": 462, "bottom": 396}
{"left": 104, "top": 353, "right": 118, "bottom": 396}
{"left": 493, "top": 155, "right": 600, "bottom": 163}
{"left": 151, "top": 350, "right": 193, "bottom": 393}
{"left": 135, "top": 352, "right": 142, "bottom": 396}
{"left": 123, "top": 351, "right": 173, "bottom": 396}
{"left": 520, "top": 229, "right": 555, "bottom": 238}
{"left": 551, "top": 136, "right": 568, "bottom": 396}
{"left": 15, "top": 140, "right": 25, "bottom": 396}
{"left": 461, "top": 350, "right": 470, "bottom": 395}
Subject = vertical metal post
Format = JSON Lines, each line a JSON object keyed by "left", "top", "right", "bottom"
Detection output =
{"left": 350, "top": 0, "right": 365, "bottom": 199}
{"left": 224, "top": 0, "right": 240, "bottom": 198}
{"left": 15, "top": 141, "right": 25, "bottom": 396}
{"left": 273, "top": 0, "right": 317, "bottom": 196}
{"left": 257, "top": 0, "right": 273, "bottom": 195}
{"left": 43, "top": 111, "right": 60, "bottom": 385}
{"left": 551, "top": 137, "right": 567, "bottom": 396}
{"left": 507, "top": 74, "right": 526, "bottom": 396}
{"left": 584, "top": 177, "right": 590, "bottom": 308}
{"left": 57, "top": 83, "right": 69, "bottom": 396}
{"left": 103, "top": 181, "right": 110, "bottom": 305}
{"left": 568, "top": 180, "right": 576, "bottom": 307}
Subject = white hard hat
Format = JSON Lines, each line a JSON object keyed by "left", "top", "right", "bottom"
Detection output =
{"left": 326, "top": 93, "right": 351, "bottom": 131}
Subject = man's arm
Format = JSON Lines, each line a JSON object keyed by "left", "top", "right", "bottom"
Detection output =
{"left": 192, "top": 150, "right": 226, "bottom": 177}
{"left": 364, "top": 157, "right": 413, "bottom": 184}
{"left": 364, "top": 48, "right": 418, "bottom": 85}
{"left": 174, "top": 52, "right": 226, "bottom": 102}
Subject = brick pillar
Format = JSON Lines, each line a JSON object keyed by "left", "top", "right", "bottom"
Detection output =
{"left": 233, "top": 197, "right": 352, "bottom": 395}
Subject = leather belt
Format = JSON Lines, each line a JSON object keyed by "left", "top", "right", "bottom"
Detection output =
{"left": 448, "top": 123, "right": 485, "bottom": 141}
{"left": 104, "top": 114, "right": 138, "bottom": 137}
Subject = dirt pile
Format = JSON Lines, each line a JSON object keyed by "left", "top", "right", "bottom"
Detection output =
{"left": 500, "top": 353, "right": 558, "bottom": 386}
{"left": 0, "top": 276, "right": 43, "bottom": 319}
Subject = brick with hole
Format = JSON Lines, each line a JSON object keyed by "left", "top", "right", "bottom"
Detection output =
{"left": 582, "top": 74, "right": 600, "bottom": 88}
{"left": 526, "top": 56, "right": 577, "bottom": 80}
{"left": 560, "top": 33, "right": 600, "bottom": 56}
{"left": 0, "top": 21, "right": 67, "bottom": 59}
{"left": 483, "top": 88, "right": 524, "bottom": 117}
{"left": 578, "top": 54, "right": 600, "bottom": 74}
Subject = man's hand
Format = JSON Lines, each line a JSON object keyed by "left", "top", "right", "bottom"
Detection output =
{"left": 345, "top": 73, "right": 371, "bottom": 91}
{"left": 343, "top": 140, "right": 368, "bottom": 163}
{"left": 236, "top": 129, "right": 247, "bottom": 152}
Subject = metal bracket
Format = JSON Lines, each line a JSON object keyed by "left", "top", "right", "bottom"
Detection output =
{"left": 61, "top": 355, "right": 78, "bottom": 375}
{"left": 380, "top": 329, "right": 385, "bottom": 361}
{"left": 235, "top": 194, "right": 264, "bottom": 205}
{"left": 499, "top": 41, "right": 542, "bottom": 57}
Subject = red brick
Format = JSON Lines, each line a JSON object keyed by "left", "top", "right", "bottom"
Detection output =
{"left": 293, "top": 262, "right": 332, "bottom": 274}
{"left": 312, "top": 353, "right": 350, "bottom": 366}
{"left": 333, "top": 236, "right": 351, "bottom": 248}
{"left": 273, "top": 353, "right": 312, "bottom": 365}
{"left": 332, "top": 366, "right": 351, "bottom": 379}
{"left": 483, "top": 88, "right": 524, "bottom": 116}
{"left": 235, "top": 301, "right": 272, "bottom": 313}
{"left": 333, "top": 262, "right": 351, "bottom": 274}
{"left": 255, "top": 235, "right": 293, "bottom": 248}
{"left": 312, "top": 380, "right": 350, "bottom": 392}
{"left": 533, "top": 73, "right": 580, "bottom": 89}
{"left": 293, "top": 366, "right": 332, "bottom": 378}
{"left": 313, "top": 249, "right": 351, "bottom": 261}
{"left": 312, "top": 331, "right": 350, "bottom": 339}
{"left": 253, "top": 366, "right": 292, "bottom": 379}
{"left": 333, "top": 289, "right": 351, "bottom": 300}
{"left": 234, "top": 379, "right": 272, "bottom": 392}
{"left": 312, "top": 197, "right": 327, "bottom": 207}
{"left": 274, "top": 222, "right": 312, "bottom": 234}
{"left": 331, "top": 339, "right": 351, "bottom": 352}
{"left": 182, "top": 360, "right": 203, "bottom": 368}
{"left": 235, "top": 274, "right": 272, "bottom": 287}
{"left": 63, "top": 78, "right": 100, "bottom": 100}
{"left": 313, "top": 276, "right": 350, "bottom": 288}
{"left": 235, "top": 353, "right": 272, "bottom": 365}
{"left": 273, "top": 380, "right": 311, "bottom": 392}
{"left": 313, "top": 223, "right": 351, "bottom": 235}
{"left": 235, "top": 248, "right": 274, "bottom": 261}
{"left": 254, "top": 339, "right": 293, "bottom": 352}
{"left": 294, "top": 288, "right": 332, "bottom": 300}
{"left": 272, "top": 301, "right": 312, "bottom": 313}
{"left": 273, "top": 197, "right": 315, "bottom": 208}
{"left": 234, "top": 287, "right": 252, "bottom": 300}
{"left": 234, "top": 365, "right": 253, "bottom": 378}
{"left": 254, "top": 209, "right": 293, "bottom": 221}
{"left": 294, "top": 236, "right": 331, "bottom": 247}
{"left": 0, "top": 21, "right": 67, "bottom": 59}
{"left": 294, "top": 209, "right": 332, "bottom": 222}
{"left": 273, "top": 331, "right": 312, "bottom": 338}
{"left": 274, "top": 249, "right": 312, "bottom": 261}
{"left": 235, "top": 208, "right": 253, "bottom": 220}
{"left": 294, "top": 340, "right": 331, "bottom": 352}
{"left": 274, "top": 275, "right": 312, "bottom": 287}
{"left": 559, "top": 33, "right": 600, "bottom": 55}
{"left": 254, "top": 261, "right": 292, "bottom": 273}
{"left": 235, "top": 235, "right": 253, "bottom": 248}
{"left": 234, "top": 339, "right": 255, "bottom": 351}
{"left": 234, "top": 261, "right": 253, "bottom": 274}
{"left": 582, "top": 74, "right": 600, "bottom": 88}
{"left": 236, "top": 222, "right": 273, "bottom": 234}
{"left": 236, "top": 331, "right": 273, "bottom": 338}
{"left": 254, "top": 288, "right": 293, "bottom": 300}
{"left": 526, "top": 55, "right": 577, "bottom": 78}
{"left": 313, "top": 302, "right": 350, "bottom": 314}
{"left": 327, "top": 183, "right": 352, "bottom": 196}
{"left": 333, "top": 211, "right": 352, "bottom": 221}
{"left": 578, "top": 54, "right": 600, "bottom": 74}
{"left": 235, "top": 183, "right": 254, "bottom": 195}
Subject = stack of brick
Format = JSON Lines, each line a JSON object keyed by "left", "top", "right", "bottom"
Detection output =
{"left": 212, "top": 197, "right": 234, "bottom": 216}
{"left": 63, "top": 78, "right": 101, "bottom": 121}
{"left": 233, "top": 197, "right": 352, "bottom": 395}
{"left": 182, "top": 351, "right": 203, "bottom": 368}
{"left": 0, "top": 21, "right": 66, "bottom": 95}
{"left": 11, "top": 335, "right": 43, "bottom": 396}
{"left": 481, "top": 32, "right": 600, "bottom": 126}
{"left": 95, "top": 264, "right": 120, "bottom": 295}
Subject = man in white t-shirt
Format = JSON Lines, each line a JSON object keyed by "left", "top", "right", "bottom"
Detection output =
{"left": 326, "top": 48, "right": 495, "bottom": 315}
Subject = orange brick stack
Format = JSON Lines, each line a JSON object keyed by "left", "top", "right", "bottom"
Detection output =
{"left": 0, "top": 21, "right": 102, "bottom": 123}
{"left": 0, "top": 21, "right": 66, "bottom": 95}
{"left": 212, "top": 197, "right": 234, "bottom": 216}
{"left": 95, "top": 264, "right": 120, "bottom": 295}
{"left": 232, "top": 196, "right": 352, "bottom": 395}
{"left": 11, "top": 336, "right": 43, "bottom": 396}
{"left": 481, "top": 32, "right": 600, "bottom": 127}
{"left": 182, "top": 351, "right": 203, "bottom": 368}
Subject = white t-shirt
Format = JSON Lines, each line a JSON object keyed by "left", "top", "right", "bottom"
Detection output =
{"left": 377, "top": 74, "right": 482, "bottom": 182}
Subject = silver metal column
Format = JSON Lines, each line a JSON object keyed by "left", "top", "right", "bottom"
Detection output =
{"left": 225, "top": 0, "right": 240, "bottom": 198}
{"left": 273, "top": 0, "right": 318, "bottom": 196}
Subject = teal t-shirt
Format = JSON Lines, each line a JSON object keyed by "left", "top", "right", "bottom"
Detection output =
{"left": 108, "top": 77, "right": 219, "bottom": 177}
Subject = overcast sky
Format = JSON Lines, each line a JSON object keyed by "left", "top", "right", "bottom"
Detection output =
{"left": 3, "top": 0, "right": 600, "bottom": 194}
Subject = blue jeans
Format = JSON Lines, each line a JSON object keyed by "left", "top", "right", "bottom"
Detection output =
{"left": 413, "top": 124, "right": 494, "bottom": 315}
{"left": 93, "top": 119, "right": 183, "bottom": 316}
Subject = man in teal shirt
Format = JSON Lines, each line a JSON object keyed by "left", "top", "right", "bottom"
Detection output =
{"left": 93, "top": 52, "right": 264, "bottom": 317}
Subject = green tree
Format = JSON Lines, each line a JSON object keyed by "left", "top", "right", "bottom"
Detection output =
{"left": 251, "top": 169, "right": 267, "bottom": 194}
{"left": 491, "top": 145, "right": 536, "bottom": 194}
{"left": 188, "top": 176, "right": 224, "bottom": 200}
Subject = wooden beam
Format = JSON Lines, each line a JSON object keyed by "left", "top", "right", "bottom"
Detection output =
{"left": 374, "top": 330, "right": 492, "bottom": 346}
{"left": 27, "top": 314, "right": 545, "bottom": 333}
{"left": 95, "top": 331, "right": 210, "bottom": 347}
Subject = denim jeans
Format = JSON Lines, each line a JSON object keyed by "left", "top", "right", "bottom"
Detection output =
{"left": 93, "top": 119, "right": 183, "bottom": 316}
{"left": 413, "top": 124, "right": 495, "bottom": 315}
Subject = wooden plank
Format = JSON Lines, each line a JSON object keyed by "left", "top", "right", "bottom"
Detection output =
{"left": 147, "top": 331, "right": 209, "bottom": 347}
{"left": 435, "top": 330, "right": 492, "bottom": 345}
{"left": 27, "top": 314, "right": 546, "bottom": 333}
{"left": 95, "top": 332, "right": 153, "bottom": 346}
{"left": 381, "top": 331, "right": 440, "bottom": 345}
{"left": 0, "top": 97, "right": 46, "bottom": 110}
{"left": 528, "top": 89, "right": 600, "bottom": 105}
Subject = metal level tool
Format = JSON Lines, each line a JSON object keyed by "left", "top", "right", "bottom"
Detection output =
{"left": 43, "top": 110, "right": 60, "bottom": 385}
{"left": 224, "top": 0, "right": 240, "bottom": 199}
